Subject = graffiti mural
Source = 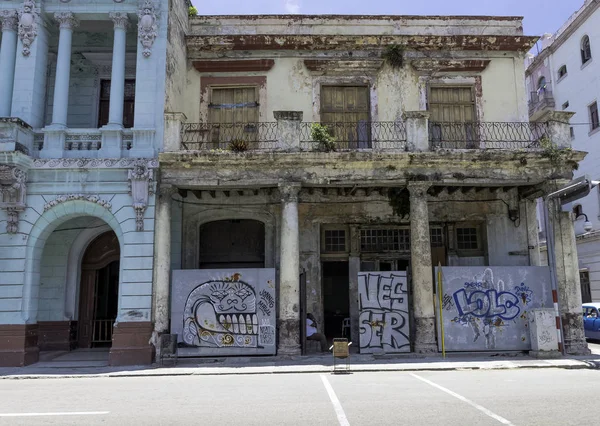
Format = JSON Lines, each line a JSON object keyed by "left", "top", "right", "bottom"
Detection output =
{"left": 436, "top": 267, "right": 552, "bottom": 351}
{"left": 358, "top": 272, "right": 410, "bottom": 354}
{"left": 171, "top": 269, "right": 276, "bottom": 356}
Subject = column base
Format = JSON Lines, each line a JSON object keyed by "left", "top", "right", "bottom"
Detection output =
{"left": 414, "top": 316, "right": 437, "bottom": 354}
{"left": 38, "top": 321, "right": 74, "bottom": 351}
{"left": 277, "top": 318, "right": 301, "bottom": 356}
{"left": 562, "top": 312, "right": 591, "bottom": 355}
{"left": 0, "top": 324, "right": 39, "bottom": 367}
{"left": 109, "top": 322, "right": 154, "bottom": 366}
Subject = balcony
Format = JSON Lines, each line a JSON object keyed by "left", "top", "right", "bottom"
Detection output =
{"left": 428, "top": 121, "right": 549, "bottom": 150}
{"left": 300, "top": 122, "right": 407, "bottom": 151}
{"left": 529, "top": 89, "right": 556, "bottom": 121}
{"left": 181, "top": 122, "right": 278, "bottom": 151}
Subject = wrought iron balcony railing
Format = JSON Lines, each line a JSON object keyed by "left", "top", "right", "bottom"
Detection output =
{"left": 181, "top": 122, "right": 278, "bottom": 151}
{"left": 299, "top": 121, "right": 407, "bottom": 151}
{"left": 428, "top": 121, "right": 549, "bottom": 150}
{"left": 529, "top": 89, "right": 555, "bottom": 116}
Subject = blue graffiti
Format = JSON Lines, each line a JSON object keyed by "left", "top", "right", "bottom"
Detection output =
{"left": 453, "top": 289, "right": 520, "bottom": 320}
{"left": 513, "top": 284, "right": 533, "bottom": 305}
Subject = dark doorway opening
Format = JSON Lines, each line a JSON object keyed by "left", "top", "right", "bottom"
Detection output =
{"left": 199, "top": 219, "right": 265, "bottom": 269}
{"left": 322, "top": 261, "right": 350, "bottom": 340}
{"left": 78, "top": 231, "right": 120, "bottom": 349}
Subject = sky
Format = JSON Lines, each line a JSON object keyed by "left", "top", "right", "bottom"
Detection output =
{"left": 190, "top": 0, "right": 585, "bottom": 40}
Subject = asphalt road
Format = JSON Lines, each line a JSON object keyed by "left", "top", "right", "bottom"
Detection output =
{"left": 0, "top": 368, "right": 598, "bottom": 425}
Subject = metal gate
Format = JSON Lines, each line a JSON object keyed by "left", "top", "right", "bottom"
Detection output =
{"left": 358, "top": 271, "right": 410, "bottom": 353}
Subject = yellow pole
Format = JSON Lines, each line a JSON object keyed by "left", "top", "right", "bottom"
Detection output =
{"left": 437, "top": 263, "right": 446, "bottom": 359}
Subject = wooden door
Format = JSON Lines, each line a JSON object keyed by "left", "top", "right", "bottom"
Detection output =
{"left": 209, "top": 87, "right": 258, "bottom": 148}
{"left": 321, "top": 86, "right": 370, "bottom": 148}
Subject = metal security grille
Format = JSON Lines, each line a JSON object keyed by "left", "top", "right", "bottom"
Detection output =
{"left": 360, "top": 229, "right": 410, "bottom": 252}
{"left": 430, "top": 228, "right": 444, "bottom": 247}
{"left": 456, "top": 227, "right": 479, "bottom": 250}
{"left": 324, "top": 229, "right": 347, "bottom": 252}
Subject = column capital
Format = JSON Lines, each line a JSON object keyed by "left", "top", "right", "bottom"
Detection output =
{"left": 54, "top": 12, "right": 79, "bottom": 30}
{"left": 0, "top": 10, "right": 18, "bottom": 32}
{"left": 278, "top": 182, "right": 301, "bottom": 203}
{"left": 158, "top": 184, "right": 177, "bottom": 200}
{"left": 109, "top": 12, "right": 129, "bottom": 31}
{"left": 407, "top": 181, "right": 431, "bottom": 197}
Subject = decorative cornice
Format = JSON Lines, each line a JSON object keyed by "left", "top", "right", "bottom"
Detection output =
{"left": 44, "top": 194, "right": 112, "bottom": 212}
{"left": 54, "top": 12, "right": 78, "bottom": 30}
{"left": 109, "top": 12, "right": 129, "bottom": 31}
{"left": 193, "top": 59, "right": 275, "bottom": 73}
{"left": 18, "top": 0, "right": 39, "bottom": 57}
{"left": 32, "top": 158, "right": 159, "bottom": 169}
{"left": 138, "top": 0, "right": 158, "bottom": 58}
{"left": 0, "top": 10, "right": 18, "bottom": 32}
{"left": 304, "top": 59, "right": 383, "bottom": 76}
{"left": 187, "top": 34, "right": 539, "bottom": 54}
{"left": 411, "top": 59, "right": 491, "bottom": 73}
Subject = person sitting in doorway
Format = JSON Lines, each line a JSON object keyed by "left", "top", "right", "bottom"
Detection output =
{"left": 306, "top": 313, "right": 328, "bottom": 353}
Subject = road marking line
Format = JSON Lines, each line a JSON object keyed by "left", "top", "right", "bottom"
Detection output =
{"left": 409, "top": 373, "right": 515, "bottom": 426}
{"left": 0, "top": 411, "right": 110, "bottom": 417}
{"left": 320, "top": 374, "right": 350, "bottom": 426}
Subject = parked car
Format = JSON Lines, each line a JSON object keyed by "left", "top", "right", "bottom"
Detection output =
{"left": 583, "top": 303, "right": 600, "bottom": 340}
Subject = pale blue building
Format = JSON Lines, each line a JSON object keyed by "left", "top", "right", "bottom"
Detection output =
{"left": 0, "top": 0, "right": 189, "bottom": 366}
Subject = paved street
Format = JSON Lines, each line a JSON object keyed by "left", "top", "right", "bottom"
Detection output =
{"left": 0, "top": 368, "right": 598, "bottom": 425}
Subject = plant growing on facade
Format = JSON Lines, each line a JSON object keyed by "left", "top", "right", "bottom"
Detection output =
{"left": 539, "top": 135, "right": 572, "bottom": 167}
{"left": 228, "top": 139, "right": 249, "bottom": 153}
{"left": 388, "top": 187, "right": 410, "bottom": 219}
{"left": 188, "top": 6, "right": 198, "bottom": 17}
{"left": 382, "top": 45, "right": 404, "bottom": 68}
{"left": 311, "top": 123, "right": 336, "bottom": 152}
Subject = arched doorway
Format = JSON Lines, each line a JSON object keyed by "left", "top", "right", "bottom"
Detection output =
{"left": 199, "top": 219, "right": 265, "bottom": 268}
{"left": 78, "top": 231, "right": 120, "bottom": 348}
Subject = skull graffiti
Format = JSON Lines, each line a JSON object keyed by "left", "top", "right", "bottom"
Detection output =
{"left": 183, "top": 280, "right": 259, "bottom": 348}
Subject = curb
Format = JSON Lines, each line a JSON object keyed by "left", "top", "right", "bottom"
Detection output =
{"left": 1, "top": 360, "right": 599, "bottom": 380}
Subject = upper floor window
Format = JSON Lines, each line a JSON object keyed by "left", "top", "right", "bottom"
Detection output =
{"left": 581, "top": 35, "right": 592, "bottom": 65}
{"left": 320, "top": 85, "right": 370, "bottom": 149}
{"left": 208, "top": 86, "right": 259, "bottom": 145}
{"left": 589, "top": 101, "right": 599, "bottom": 132}
{"left": 98, "top": 80, "right": 136, "bottom": 129}
{"left": 558, "top": 65, "right": 568, "bottom": 79}
{"left": 428, "top": 86, "right": 477, "bottom": 148}
{"left": 537, "top": 76, "right": 547, "bottom": 91}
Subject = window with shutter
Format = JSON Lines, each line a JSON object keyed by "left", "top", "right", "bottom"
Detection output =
{"left": 208, "top": 87, "right": 259, "bottom": 146}
{"left": 429, "top": 86, "right": 477, "bottom": 148}
{"left": 97, "top": 80, "right": 136, "bottom": 129}
{"left": 320, "top": 85, "right": 371, "bottom": 149}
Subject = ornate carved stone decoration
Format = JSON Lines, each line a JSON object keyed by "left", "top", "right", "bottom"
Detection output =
{"left": 278, "top": 182, "right": 301, "bottom": 203}
{"left": 0, "top": 10, "right": 19, "bottom": 32}
{"left": 54, "top": 12, "right": 78, "bottom": 31}
{"left": 0, "top": 165, "right": 27, "bottom": 234}
{"left": 44, "top": 194, "right": 112, "bottom": 212}
{"left": 33, "top": 158, "right": 159, "bottom": 169}
{"left": 18, "top": 0, "right": 39, "bottom": 57}
{"left": 138, "top": 0, "right": 158, "bottom": 58}
{"left": 128, "top": 160, "right": 154, "bottom": 231}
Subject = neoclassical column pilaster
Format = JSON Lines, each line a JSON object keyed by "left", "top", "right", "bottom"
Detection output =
{"left": 278, "top": 182, "right": 302, "bottom": 355}
{"left": 0, "top": 10, "right": 19, "bottom": 117}
{"left": 50, "top": 12, "right": 78, "bottom": 127}
{"left": 152, "top": 184, "right": 177, "bottom": 346}
{"left": 106, "top": 12, "right": 129, "bottom": 128}
{"left": 408, "top": 182, "right": 437, "bottom": 353}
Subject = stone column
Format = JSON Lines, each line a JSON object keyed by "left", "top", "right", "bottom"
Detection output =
{"left": 50, "top": 12, "right": 77, "bottom": 127}
{"left": 549, "top": 198, "right": 590, "bottom": 355}
{"left": 106, "top": 12, "right": 129, "bottom": 128}
{"left": 0, "top": 11, "right": 18, "bottom": 117}
{"left": 402, "top": 111, "right": 430, "bottom": 152}
{"left": 525, "top": 198, "right": 542, "bottom": 266}
{"left": 408, "top": 182, "right": 437, "bottom": 353}
{"left": 278, "top": 182, "right": 302, "bottom": 355}
{"left": 152, "top": 184, "right": 176, "bottom": 347}
{"left": 274, "top": 111, "right": 302, "bottom": 151}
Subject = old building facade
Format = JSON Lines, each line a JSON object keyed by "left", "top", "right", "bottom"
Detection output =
{"left": 526, "top": 0, "right": 600, "bottom": 303}
{"left": 0, "top": 0, "right": 189, "bottom": 366}
{"left": 159, "top": 15, "right": 589, "bottom": 356}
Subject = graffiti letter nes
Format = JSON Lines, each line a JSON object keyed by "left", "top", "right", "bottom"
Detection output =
{"left": 453, "top": 289, "right": 520, "bottom": 321}
{"left": 183, "top": 280, "right": 260, "bottom": 348}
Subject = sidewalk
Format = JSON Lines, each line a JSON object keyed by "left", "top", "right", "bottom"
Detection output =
{"left": 2, "top": 350, "right": 600, "bottom": 380}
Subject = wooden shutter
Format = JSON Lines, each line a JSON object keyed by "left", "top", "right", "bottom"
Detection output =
{"left": 429, "top": 86, "right": 475, "bottom": 122}
{"left": 320, "top": 86, "right": 370, "bottom": 148}
{"left": 209, "top": 87, "right": 258, "bottom": 147}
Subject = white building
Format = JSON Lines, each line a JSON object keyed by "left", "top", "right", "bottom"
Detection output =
{"left": 526, "top": 0, "right": 600, "bottom": 302}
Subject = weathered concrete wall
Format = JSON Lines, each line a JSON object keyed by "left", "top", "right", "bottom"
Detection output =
{"left": 164, "top": 0, "right": 189, "bottom": 115}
